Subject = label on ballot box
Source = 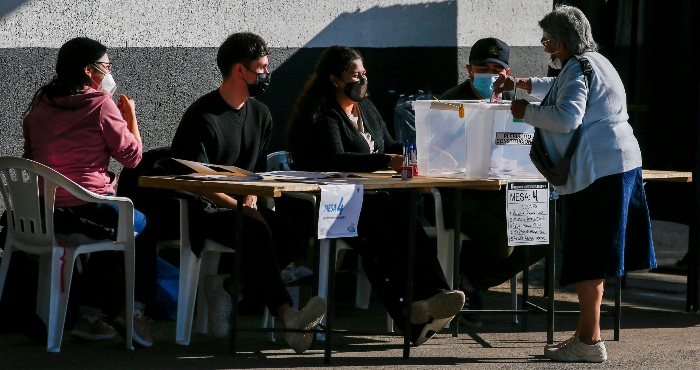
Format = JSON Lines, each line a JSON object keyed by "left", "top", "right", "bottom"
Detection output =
{"left": 490, "top": 112, "right": 542, "bottom": 179}
{"left": 317, "top": 183, "right": 363, "bottom": 239}
{"left": 506, "top": 180, "right": 549, "bottom": 246}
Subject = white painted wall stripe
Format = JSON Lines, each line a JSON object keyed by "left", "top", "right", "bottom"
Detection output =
{"left": 0, "top": 0, "right": 550, "bottom": 48}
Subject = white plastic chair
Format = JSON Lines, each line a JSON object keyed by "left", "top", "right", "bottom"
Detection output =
{"left": 262, "top": 151, "right": 373, "bottom": 340}
{"left": 424, "top": 188, "right": 469, "bottom": 291}
{"left": 169, "top": 198, "right": 233, "bottom": 345}
{"left": 0, "top": 157, "right": 134, "bottom": 352}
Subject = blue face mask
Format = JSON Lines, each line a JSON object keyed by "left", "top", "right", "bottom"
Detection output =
{"left": 472, "top": 73, "right": 499, "bottom": 100}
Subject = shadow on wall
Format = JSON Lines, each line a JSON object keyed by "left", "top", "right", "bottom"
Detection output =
{"left": 0, "top": 0, "right": 26, "bottom": 19}
{"left": 258, "top": 1, "right": 458, "bottom": 152}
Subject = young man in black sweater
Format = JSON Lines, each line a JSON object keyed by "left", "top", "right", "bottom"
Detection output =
{"left": 170, "top": 32, "right": 325, "bottom": 354}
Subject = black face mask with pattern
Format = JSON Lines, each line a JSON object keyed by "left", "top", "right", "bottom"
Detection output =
{"left": 343, "top": 77, "right": 368, "bottom": 102}
{"left": 246, "top": 72, "right": 271, "bottom": 97}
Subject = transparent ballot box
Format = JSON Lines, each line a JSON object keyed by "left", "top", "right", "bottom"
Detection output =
{"left": 411, "top": 100, "right": 543, "bottom": 179}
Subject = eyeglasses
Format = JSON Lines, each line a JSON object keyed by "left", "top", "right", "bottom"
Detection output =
{"left": 541, "top": 38, "right": 554, "bottom": 47}
{"left": 93, "top": 62, "right": 114, "bottom": 72}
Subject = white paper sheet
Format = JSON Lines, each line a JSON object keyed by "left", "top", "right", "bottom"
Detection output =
{"left": 317, "top": 184, "right": 363, "bottom": 239}
{"left": 506, "top": 180, "right": 550, "bottom": 245}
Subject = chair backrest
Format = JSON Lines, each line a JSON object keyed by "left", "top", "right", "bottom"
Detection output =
{"left": 0, "top": 157, "right": 89, "bottom": 248}
{"left": 266, "top": 151, "right": 290, "bottom": 172}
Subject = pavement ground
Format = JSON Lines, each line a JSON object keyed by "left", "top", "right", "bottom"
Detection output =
{"left": 1, "top": 269, "right": 698, "bottom": 370}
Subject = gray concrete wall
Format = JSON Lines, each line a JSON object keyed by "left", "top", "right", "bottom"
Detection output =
{"left": 0, "top": 0, "right": 550, "bottom": 160}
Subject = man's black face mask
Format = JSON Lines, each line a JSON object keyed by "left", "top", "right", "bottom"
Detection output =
{"left": 247, "top": 71, "right": 270, "bottom": 97}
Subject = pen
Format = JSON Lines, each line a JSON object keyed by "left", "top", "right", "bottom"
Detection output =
{"left": 404, "top": 141, "right": 409, "bottom": 166}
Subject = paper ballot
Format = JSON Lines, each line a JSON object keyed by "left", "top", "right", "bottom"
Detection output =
{"left": 317, "top": 183, "right": 363, "bottom": 239}
{"left": 156, "top": 158, "right": 263, "bottom": 181}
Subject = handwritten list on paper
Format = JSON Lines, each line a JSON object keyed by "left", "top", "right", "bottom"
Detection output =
{"left": 506, "top": 181, "right": 550, "bottom": 246}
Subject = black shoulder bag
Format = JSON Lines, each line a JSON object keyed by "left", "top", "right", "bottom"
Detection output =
{"left": 529, "top": 55, "right": 593, "bottom": 186}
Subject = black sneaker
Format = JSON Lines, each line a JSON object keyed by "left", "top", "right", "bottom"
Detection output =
{"left": 458, "top": 285, "right": 483, "bottom": 327}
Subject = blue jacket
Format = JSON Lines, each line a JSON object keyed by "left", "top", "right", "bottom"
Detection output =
{"left": 525, "top": 51, "right": 642, "bottom": 194}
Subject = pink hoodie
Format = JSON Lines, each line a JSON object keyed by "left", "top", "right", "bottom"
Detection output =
{"left": 23, "top": 87, "right": 142, "bottom": 207}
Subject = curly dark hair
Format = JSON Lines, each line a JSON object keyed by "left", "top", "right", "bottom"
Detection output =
{"left": 287, "top": 45, "right": 363, "bottom": 154}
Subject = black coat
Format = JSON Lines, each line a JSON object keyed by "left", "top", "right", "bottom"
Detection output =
{"left": 291, "top": 99, "right": 403, "bottom": 172}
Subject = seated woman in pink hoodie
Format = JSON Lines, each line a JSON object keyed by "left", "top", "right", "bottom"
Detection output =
{"left": 22, "top": 37, "right": 156, "bottom": 347}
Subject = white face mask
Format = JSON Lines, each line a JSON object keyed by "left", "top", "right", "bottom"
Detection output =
{"left": 99, "top": 72, "right": 117, "bottom": 94}
{"left": 91, "top": 66, "right": 117, "bottom": 94}
{"left": 548, "top": 52, "right": 563, "bottom": 70}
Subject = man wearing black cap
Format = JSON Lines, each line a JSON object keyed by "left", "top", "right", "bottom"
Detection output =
{"left": 438, "top": 37, "right": 547, "bottom": 328}
{"left": 441, "top": 37, "right": 515, "bottom": 101}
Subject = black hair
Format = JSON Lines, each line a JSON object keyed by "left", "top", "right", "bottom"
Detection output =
{"left": 216, "top": 32, "right": 269, "bottom": 78}
{"left": 26, "top": 37, "right": 107, "bottom": 113}
{"left": 287, "top": 45, "right": 363, "bottom": 154}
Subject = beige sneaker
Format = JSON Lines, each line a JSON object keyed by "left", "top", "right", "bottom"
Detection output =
{"left": 203, "top": 274, "right": 233, "bottom": 340}
{"left": 283, "top": 296, "right": 327, "bottom": 353}
{"left": 410, "top": 290, "right": 465, "bottom": 324}
{"left": 412, "top": 317, "right": 452, "bottom": 346}
{"left": 70, "top": 316, "right": 116, "bottom": 341}
{"left": 113, "top": 311, "right": 154, "bottom": 347}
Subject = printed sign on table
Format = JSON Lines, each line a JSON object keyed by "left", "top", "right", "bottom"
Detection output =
{"left": 317, "top": 183, "right": 363, "bottom": 239}
{"left": 506, "top": 180, "right": 549, "bottom": 245}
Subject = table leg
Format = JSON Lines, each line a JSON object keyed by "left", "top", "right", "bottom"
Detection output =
{"left": 521, "top": 246, "right": 529, "bottom": 332}
{"left": 614, "top": 276, "right": 621, "bottom": 340}
{"left": 403, "top": 189, "right": 417, "bottom": 358}
{"left": 324, "top": 238, "right": 337, "bottom": 364}
{"left": 546, "top": 196, "right": 556, "bottom": 344}
{"left": 687, "top": 223, "right": 700, "bottom": 312}
{"left": 230, "top": 196, "right": 244, "bottom": 354}
{"left": 451, "top": 189, "right": 461, "bottom": 337}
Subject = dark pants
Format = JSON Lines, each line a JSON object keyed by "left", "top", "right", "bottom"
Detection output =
{"left": 440, "top": 188, "right": 548, "bottom": 291}
{"left": 55, "top": 202, "right": 158, "bottom": 309}
{"left": 343, "top": 192, "right": 450, "bottom": 329}
{"left": 203, "top": 207, "right": 309, "bottom": 314}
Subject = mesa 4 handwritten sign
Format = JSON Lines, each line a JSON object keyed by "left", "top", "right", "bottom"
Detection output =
{"left": 506, "top": 180, "right": 549, "bottom": 245}
{"left": 317, "top": 183, "right": 364, "bottom": 239}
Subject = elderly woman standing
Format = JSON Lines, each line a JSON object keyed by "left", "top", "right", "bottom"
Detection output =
{"left": 495, "top": 5, "right": 655, "bottom": 363}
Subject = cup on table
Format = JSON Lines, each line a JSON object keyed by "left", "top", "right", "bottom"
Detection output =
{"left": 401, "top": 166, "right": 414, "bottom": 180}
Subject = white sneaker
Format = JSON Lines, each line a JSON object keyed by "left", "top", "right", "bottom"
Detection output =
{"left": 413, "top": 317, "right": 452, "bottom": 346}
{"left": 544, "top": 337, "right": 608, "bottom": 362}
{"left": 283, "top": 296, "right": 327, "bottom": 353}
{"left": 544, "top": 332, "right": 579, "bottom": 350}
{"left": 203, "top": 274, "right": 232, "bottom": 340}
{"left": 411, "top": 290, "right": 465, "bottom": 324}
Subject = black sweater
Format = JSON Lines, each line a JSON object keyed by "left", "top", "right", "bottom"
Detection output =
{"left": 171, "top": 90, "right": 272, "bottom": 173}
{"left": 291, "top": 99, "right": 403, "bottom": 172}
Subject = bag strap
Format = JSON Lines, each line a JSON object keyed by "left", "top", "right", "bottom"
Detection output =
{"left": 541, "top": 54, "right": 593, "bottom": 104}
{"left": 574, "top": 55, "right": 593, "bottom": 102}
{"left": 533, "top": 54, "right": 593, "bottom": 162}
